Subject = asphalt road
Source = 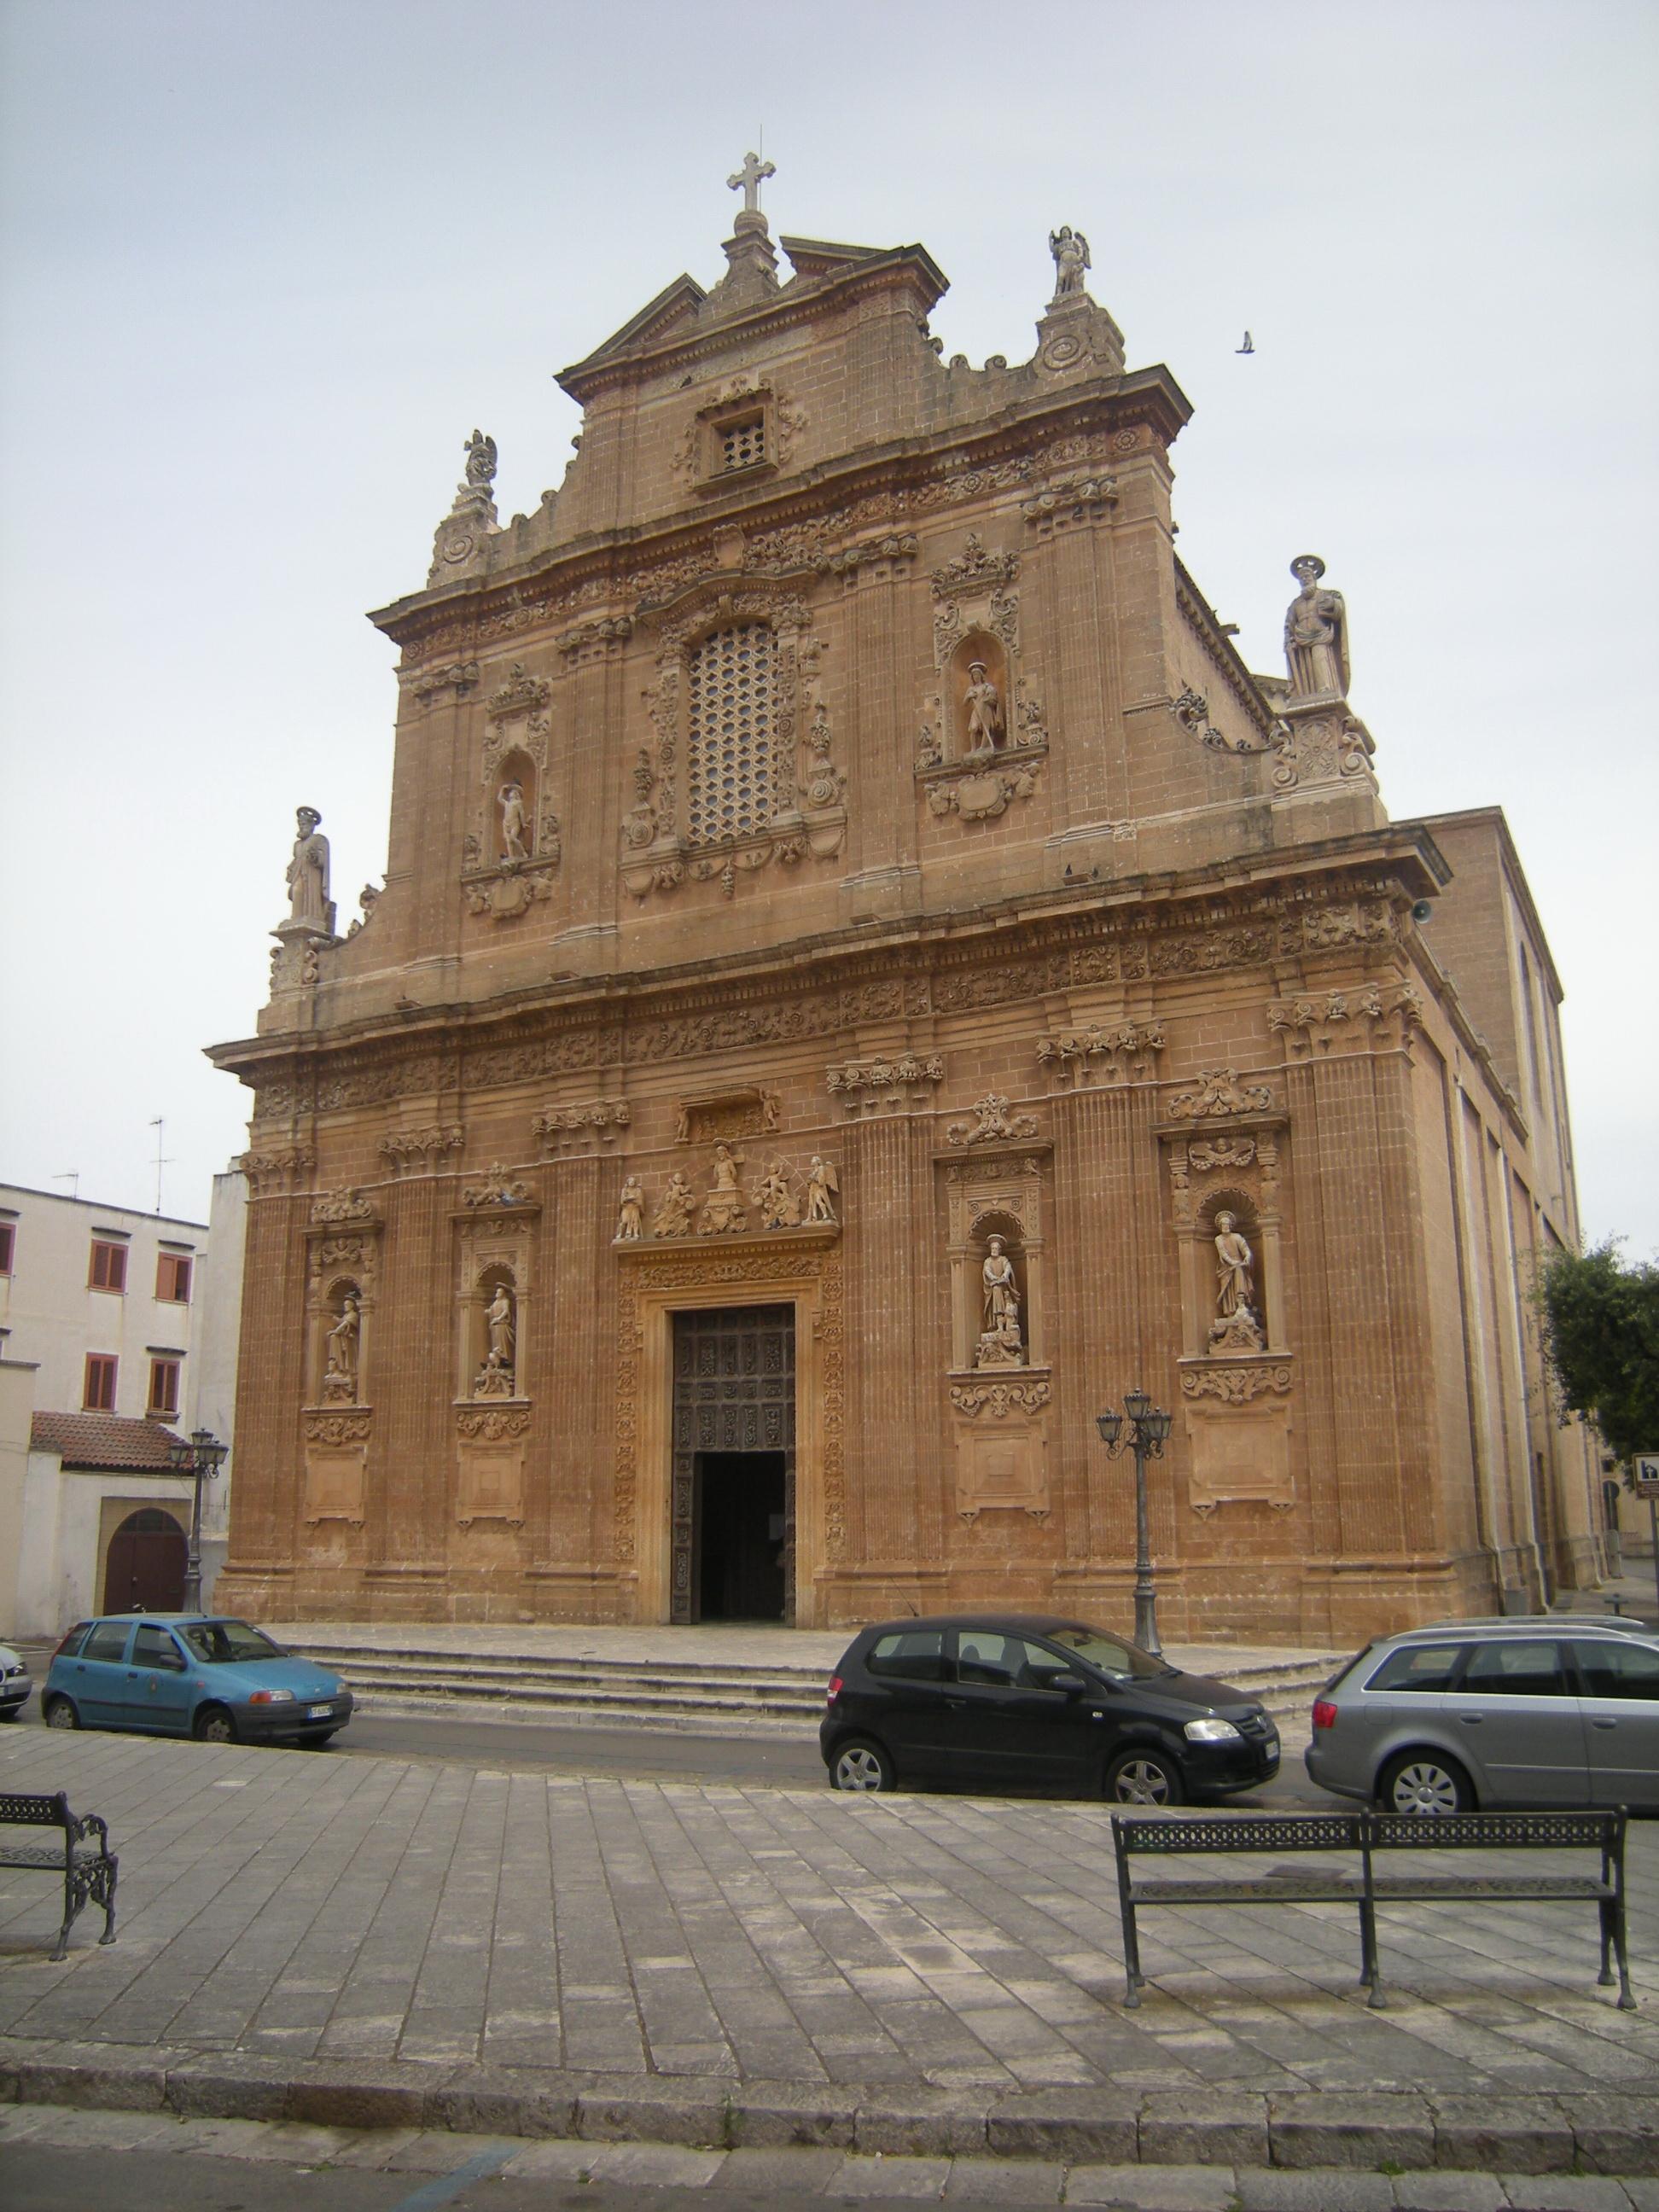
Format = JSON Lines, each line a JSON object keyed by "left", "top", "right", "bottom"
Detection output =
{"left": 14, "top": 1695, "right": 1338, "bottom": 1807}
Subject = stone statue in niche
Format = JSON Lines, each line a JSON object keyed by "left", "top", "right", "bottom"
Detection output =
{"left": 323, "top": 1289, "right": 361, "bottom": 1399}
{"left": 474, "top": 1284, "right": 517, "bottom": 1395}
{"left": 1048, "top": 224, "right": 1091, "bottom": 300}
{"left": 964, "top": 662, "right": 1004, "bottom": 758}
{"left": 284, "top": 806, "right": 332, "bottom": 932}
{"left": 654, "top": 1172, "right": 695, "bottom": 1238}
{"left": 975, "top": 1237, "right": 1024, "bottom": 1368}
{"left": 805, "top": 1155, "right": 839, "bottom": 1224}
{"left": 498, "top": 780, "right": 530, "bottom": 862}
{"left": 1208, "top": 1212, "right": 1266, "bottom": 1353}
{"left": 1284, "top": 555, "right": 1350, "bottom": 701}
{"left": 615, "top": 1175, "right": 644, "bottom": 1241}
{"left": 751, "top": 1162, "right": 800, "bottom": 1230}
{"left": 698, "top": 1144, "right": 748, "bottom": 1235}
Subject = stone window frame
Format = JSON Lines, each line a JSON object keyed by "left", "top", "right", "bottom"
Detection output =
{"left": 692, "top": 390, "right": 777, "bottom": 490}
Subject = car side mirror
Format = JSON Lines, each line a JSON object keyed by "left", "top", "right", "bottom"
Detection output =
{"left": 1051, "top": 1672, "right": 1087, "bottom": 1697}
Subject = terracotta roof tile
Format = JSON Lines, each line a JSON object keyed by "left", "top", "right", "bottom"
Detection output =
{"left": 30, "top": 1411, "right": 186, "bottom": 1472}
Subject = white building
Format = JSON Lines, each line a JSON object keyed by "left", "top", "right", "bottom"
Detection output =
{"left": 0, "top": 1176, "right": 247, "bottom": 1637}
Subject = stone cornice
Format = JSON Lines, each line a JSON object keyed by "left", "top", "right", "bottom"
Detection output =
{"left": 212, "top": 827, "right": 1446, "bottom": 1095}
{"left": 368, "top": 370, "right": 1191, "bottom": 659}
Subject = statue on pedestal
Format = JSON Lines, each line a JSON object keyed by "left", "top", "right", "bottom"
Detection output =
{"left": 1283, "top": 555, "right": 1350, "bottom": 701}
{"left": 283, "top": 806, "right": 332, "bottom": 933}
{"left": 323, "top": 1290, "right": 360, "bottom": 1399}
{"left": 698, "top": 1144, "right": 748, "bottom": 1235}
{"left": 1208, "top": 1211, "right": 1266, "bottom": 1352}
{"left": 805, "top": 1155, "right": 839, "bottom": 1224}
{"left": 615, "top": 1176, "right": 644, "bottom": 1242}
{"left": 975, "top": 1237, "right": 1024, "bottom": 1368}
{"left": 1048, "top": 224, "right": 1091, "bottom": 300}
{"left": 964, "top": 662, "right": 1004, "bottom": 758}
{"left": 474, "top": 1284, "right": 517, "bottom": 1395}
{"left": 498, "top": 781, "right": 529, "bottom": 862}
{"left": 654, "top": 1172, "right": 694, "bottom": 1238}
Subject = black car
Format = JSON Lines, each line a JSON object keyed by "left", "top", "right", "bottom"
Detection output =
{"left": 821, "top": 1614, "right": 1278, "bottom": 1804}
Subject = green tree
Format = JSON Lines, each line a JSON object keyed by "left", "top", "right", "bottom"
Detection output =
{"left": 1537, "top": 1242, "right": 1659, "bottom": 1465}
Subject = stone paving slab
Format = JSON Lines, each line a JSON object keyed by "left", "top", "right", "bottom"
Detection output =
{"left": 1, "top": 1728, "right": 1655, "bottom": 2173}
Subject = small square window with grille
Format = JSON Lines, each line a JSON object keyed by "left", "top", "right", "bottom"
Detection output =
{"left": 688, "top": 623, "right": 777, "bottom": 846}
{"left": 719, "top": 416, "right": 766, "bottom": 472}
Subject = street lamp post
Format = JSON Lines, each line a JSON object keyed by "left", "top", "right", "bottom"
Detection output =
{"left": 1096, "top": 1389, "right": 1174, "bottom": 1657}
{"left": 166, "top": 1427, "right": 229, "bottom": 1615}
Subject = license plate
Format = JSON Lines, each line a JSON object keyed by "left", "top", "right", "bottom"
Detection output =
{"left": 307, "top": 1703, "right": 333, "bottom": 1720}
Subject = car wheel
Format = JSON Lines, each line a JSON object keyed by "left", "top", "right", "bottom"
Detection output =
{"left": 830, "top": 1738, "right": 894, "bottom": 1792}
{"left": 44, "top": 1696, "right": 79, "bottom": 1731}
{"left": 193, "top": 1705, "right": 236, "bottom": 1745}
{"left": 1105, "top": 1749, "right": 1185, "bottom": 1807}
{"left": 1377, "top": 1749, "right": 1474, "bottom": 1816}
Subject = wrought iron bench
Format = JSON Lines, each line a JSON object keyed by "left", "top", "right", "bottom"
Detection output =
{"left": 0, "top": 1791, "right": 119, "bottom": 1961}
{"left": 1110, "top": 1807, "right": 1632, "bottom": 2012}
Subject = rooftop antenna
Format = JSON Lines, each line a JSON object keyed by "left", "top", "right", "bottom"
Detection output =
{"left": 52, "top": 1173, "right": 79, "bottom": 1200}
{"left": 149, "top": 1117, "right": 174, "bottom": 1214}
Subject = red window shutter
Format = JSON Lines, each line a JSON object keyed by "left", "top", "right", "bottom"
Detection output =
{"left": 84, "top": 1354, "right": 117, "bottom": 1411}
{"left": 0, "top": 1223, "right": 13, "bottom": 1273}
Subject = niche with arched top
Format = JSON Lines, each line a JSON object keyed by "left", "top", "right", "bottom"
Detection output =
{"left": 317, "top": 1273, "right": 367, "bottom": 1404}
{"left": 467, "top": 1263, "right": 521, "bottom": 1399}
{"left": 947, "top": 632, "right": 1010, "bottom": 763}
{"left": 1198, "top": 1190, "right": 1267, "bottom": 1354}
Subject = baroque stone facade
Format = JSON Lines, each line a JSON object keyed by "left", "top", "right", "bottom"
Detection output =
{"left": 209, "top": 174, "right": 1601, "bottom": 1643}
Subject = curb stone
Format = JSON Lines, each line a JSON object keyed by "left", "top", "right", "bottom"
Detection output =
{"left": 0, "top": 2038, "right": 1653, "bottom": 2172}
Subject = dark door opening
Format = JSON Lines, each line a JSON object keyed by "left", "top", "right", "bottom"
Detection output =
{"left": 104, "top": 1508, "right": 187, "bottom": 1613}
{"left": 696, "top": 1452, "right": 786, "bottom": 1621}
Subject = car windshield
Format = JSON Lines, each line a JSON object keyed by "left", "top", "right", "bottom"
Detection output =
{"left": 1048, "top": 1626, "right": 1173, "bottom": 1679}
{"left": 179, "top": 1620, "right": 285, "bottom": 1666}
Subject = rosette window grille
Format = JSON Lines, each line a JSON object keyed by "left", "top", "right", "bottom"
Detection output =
{"left": 688, "top": 623, "right": 777, "bottom": 845}
{"left": 719, "top": 416, "right": 765, "bottom": 471}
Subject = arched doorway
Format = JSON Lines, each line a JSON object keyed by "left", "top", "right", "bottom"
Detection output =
{"left": 104, "top": 1508, "right": 187, "bottom": 1613}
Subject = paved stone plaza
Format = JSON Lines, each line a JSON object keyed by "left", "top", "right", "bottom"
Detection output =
{"left": 2, "top": 1730, "right": 1656, "bottom": 2179}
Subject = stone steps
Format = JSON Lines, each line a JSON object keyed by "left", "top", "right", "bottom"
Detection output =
{"left": 284, "top": 1639, "right": 1341, "bottom": 1736}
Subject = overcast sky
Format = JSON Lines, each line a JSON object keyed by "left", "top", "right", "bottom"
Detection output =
{"left": 2, "top": 0, "right": 1655, "bottom": 1258}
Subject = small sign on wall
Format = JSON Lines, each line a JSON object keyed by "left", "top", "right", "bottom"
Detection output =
{"left": 1632, "top": 1455, "right": 1659, "bottom": 1493}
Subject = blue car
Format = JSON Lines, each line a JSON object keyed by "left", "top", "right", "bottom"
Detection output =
{"left": 44, "top": 1615, "right": 354, "bottom": 1747}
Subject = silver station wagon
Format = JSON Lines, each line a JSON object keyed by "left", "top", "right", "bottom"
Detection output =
{"left": 1305, "top": 1618, "right": 1659, "bottom": 1815}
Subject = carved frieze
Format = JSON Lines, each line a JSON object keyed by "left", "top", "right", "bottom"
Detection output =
{"left": 950, "top": 1377, "right": 1052, "bottom": 1419}
{"left": 929, "top": 532, "right": 1021, "bottom": 598}
{"left": 1266, "top": 983, "right": 1425, "bottom": 1061}
{"left": 1019, "top": 473, "right": 1117, "bottom": 533}
{"left": 461, "top": 1162, "right": 533, "bottom": 1208}
{"left": 826, "top": 1055, "right": 944, "bottom": 1116}
{"left": 380, "top": 1126, "right": 463, "bottom": 1175}
{"left": 674, "top": 1089, "right": 779, "bottom": 1145}
{"left": 456, "top": 1405, "right": 531, "bottom": 1441}
{"left": 1036, "top": 1021, "right": 1164, "bottom": 1090}
{"left": 946, "top": 1093, "right": 1042, "bottom": 1147}
{"left": 533, "top": 1100, "right": 631, "bottom": 1155}
{"left": 407, "top": 661, "right": 480, "bottom": 707}
{"left": 1180, "top": 1363, "right": 1293, "bottom": 1403}
{"left": 556, "top": 614, "right": 633, "bottom": 662}
{"left": 238, "top": 1145, "right": 315, "bottom": 1196}
{"left": 921, "top": 754, "right": 1044, "bottom": 822}
{"left": 303, "top": 1409, "right": 372, "bottom": 1446}
{"left": 309, "top": 1189, "right": 377, "bottom": 1225}
{"left": 485, "top": 661, "right": 551, "bottom": 726}
{"left": 1165, "top": 1069, "right": 1278, "bottom": 1121}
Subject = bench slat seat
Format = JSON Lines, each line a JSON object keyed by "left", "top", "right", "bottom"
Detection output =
{"left": 0, "top": 1791, "right": 119, "bottom": 1961}
{"left": 1111, "top": 1807, "right": 1633, "bottom": 2014}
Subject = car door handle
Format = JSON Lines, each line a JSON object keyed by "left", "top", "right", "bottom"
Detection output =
{"left": 946, "top": 1697, "right": 967, "bottom": 1709}
{"left": 126, "top": 1671, "right": 138, "bottom": 1679}
{"left": 1591, "top": 1718, "right": 1617, "bottom": 1730}
{"left": 1457, "top": 1714, "right": 1483, "bottom": 1724}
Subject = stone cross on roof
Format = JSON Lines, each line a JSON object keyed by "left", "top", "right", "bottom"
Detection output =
{"left": 727, "top": 149, "right": 776, "bottom": 215}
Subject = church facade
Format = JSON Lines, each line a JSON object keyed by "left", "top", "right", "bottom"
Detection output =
{"left": 210, "top": 173, "right": 1601, "bottom": 1644}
